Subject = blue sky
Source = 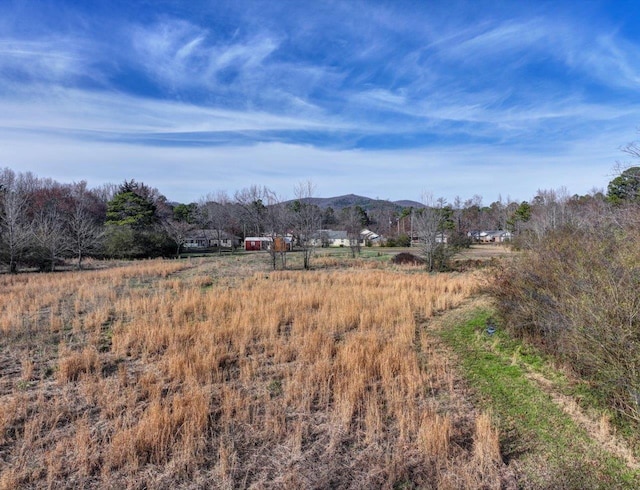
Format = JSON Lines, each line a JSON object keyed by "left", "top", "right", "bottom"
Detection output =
{"left": 1, "top": 0, "right": 640, "bottom": 204}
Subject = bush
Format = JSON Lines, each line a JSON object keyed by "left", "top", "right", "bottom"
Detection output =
{"left": 104, "top": 225, "right": 174, "bottom": 259}
{"left": 493, "top": 222, "right": 640, "bottom": 424}
{"left": 385, "top": 234, "right": 411, "bottom": 248}
{"left": 396, "top": 234, "right": 411, "bottom": 247}
{"left": 391, "top": 252, "right": 424, "bottom": 265}
{"left": 447, "top": 231, "right": 472, "bottom": 249}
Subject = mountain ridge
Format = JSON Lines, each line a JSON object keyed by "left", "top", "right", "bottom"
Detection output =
{"left": 288, "top": 194, "right": 424, "bottom": 211}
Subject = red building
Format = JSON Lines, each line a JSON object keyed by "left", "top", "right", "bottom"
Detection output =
{"left": 244, "top": 237, "right": 272, "bottom": 251}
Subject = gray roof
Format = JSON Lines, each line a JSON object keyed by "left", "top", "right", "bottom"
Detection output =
{"left": 187, "top": 229, "right": 240, "bottom": 240}
{"left": 318, "top": 229, "right": 348, "bottom": 240}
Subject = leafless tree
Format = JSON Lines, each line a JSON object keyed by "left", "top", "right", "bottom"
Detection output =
{"left": 343, "top": 206, "right": 363, "bottom": 258}
{"left": 262, "top": 190, "right": 290, "bottom": 270}
{"left": 459, "top": 194, "right": 484, "bottom": 234}
{"left": 92, "top": 182, "right": 119, "bottom": 206}
{"left": 31, "top": 206, "right": 68, "bottom": 272}
{"left": 68, "top": 183, "right": 104, "bottom": 269}
{"left": 0, "top": 168, "right": 31, "bottom": 273}
{"left": 234, "top": 185, "right": 269, "bottom": 237}
{"left": 199, "top": 191, "right": 232, "bottom": 255}
{"left": 233, "top": 186, "right": 291, "bottom": 268}
{"left": 162, "top": 218, "right": 194, "bottom": 259}
{"left": 489, "top": 195, "right": 509, "bottom": 230}
{"left": 292, "top": 181, "right": 321, "bottom": 270}
{"left": 622, "top": 140, "right": 640, "bottom": 159}
{"left": 414, "top": 192, "right": 448, "bottom": 272}
{"left": 368, "top": 200, "right": 396, "bottom": 237}
{"left": 527, "top": 187, "right": 572, "bottom": 240}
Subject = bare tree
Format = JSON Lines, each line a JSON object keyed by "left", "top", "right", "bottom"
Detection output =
{"left": 68, "top": 183, "right": 104, "bottom": 269}
{"left": 234, "top": 185, "right": 269, "bottom": 237}
{"left": 233, "top": 186, "right": 291, "bottom": 268}
{"left": 292, "top": 181, "right": 321, "bottom": 270}
{"left": 368, "top": 200, "right": 396, "bottom": 237}
{"left": 0, "top": 169, "right": 31, "bottom": 273}
{"left": 31, "top": 206, "right": 68, "bottom": 272}
{"left": 567, "top": 189, "right": 612, "bottom": 230}
{"left": 262, "top": 189, "right": 290, "bottom": 270}
{"left": 461, "top": 194, "right": 483, "bottom": 232}
{"left": 199, "top": 191, "right": 232, "bottom": 255}
{"left": 527, "top": 187, "right": 572, "bottom": 240}
{"left": 414, "top": 193, "right": 448, "bottom": 272}
{"left": 622, "top": 140, "right": 640, "bottom": 159}
{"left": 162, "top": 218, "right": 193, "bottom": 259}
{"left": 343, "top": 206, "right": 363, "bottom": 258}
{"left": 92, "top": 182, "right": 119, "bottom": 206}
{"left": 489, "top": 195, "right": 509, "bottom": 230}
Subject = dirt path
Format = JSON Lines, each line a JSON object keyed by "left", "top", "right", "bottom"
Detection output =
{"left": 433, "top": 295, "right": 640, "bottom": 480}
{"left": 525, "top": 371, "right": 640, "bottom": 471}
{"left": 418, "top": 300, "right": 518, "bottom": 489}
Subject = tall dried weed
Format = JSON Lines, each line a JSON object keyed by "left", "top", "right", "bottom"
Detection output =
{"left": 0, "top": 257, "right": 494, "bottom": 488}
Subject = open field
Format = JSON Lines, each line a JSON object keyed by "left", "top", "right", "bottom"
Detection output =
{"left": 1, "top": 251, "right": 637, "bottom": 489}
{"left": 0, "top": 254, "right": 511, "bottom": 489}
{"left": 311, "top": 243, "right": 514, "bottom": 262}
{"left": 451, "top": 244, "right": 514, "bottom": 262}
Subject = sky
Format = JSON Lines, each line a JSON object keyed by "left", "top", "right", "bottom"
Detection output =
{"left": 1, "top": 0, "right": 640, "bottom": 204}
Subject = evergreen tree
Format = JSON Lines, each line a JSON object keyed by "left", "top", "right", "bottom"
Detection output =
{"left": 104, "top": 180, "right": 172, "bottom": 258}
{"left": 607, "top": 166, "right": 640, "bottom": 204}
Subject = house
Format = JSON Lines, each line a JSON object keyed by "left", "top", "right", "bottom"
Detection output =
{"left": 492, "top": 230, "right": 513, "bottom": 243}
{"left": 184, "top": 230, "right": 241, "bottom": 249}
{"left": 409, "top": 231, "right": 448, "bottom": 247}
{"left": 310, "top": 229, "right": 383, "bottom": 248}
{"left": 244, "top": 237, "right": 272, "bottom": 251}
{"left": 312, "top": 230, "right": 350, "bottom": 247}
{"left": 472, "top": 230, "right": 512, "bottom": 243}
{"left": 360, "top": 229, "right": 382, "bottom": 246}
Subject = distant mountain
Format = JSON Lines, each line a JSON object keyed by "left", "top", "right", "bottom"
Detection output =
{"left": 290, "top": 194, "right": 424, "bottom": 212}
{"left": 392, "top": 199, "right": 425, "bottom": 209}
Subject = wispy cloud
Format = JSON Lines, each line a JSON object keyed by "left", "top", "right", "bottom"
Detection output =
{"left": 0, "top": 87, "right": 352, "bottom": 139}
{"left": 436, "top": 18, "right": 553, "bottom": 62}
{"left": 576, "top": 34, "right": 640, "bottom": 90}
{"left": 129, "top": 20, "right": 280, "bottom": 91}
{"left": 1, "top": 0, "right": 639, "bottom": 203}
{"left": 0, "top": 38, "right": 95, "bottom": 84}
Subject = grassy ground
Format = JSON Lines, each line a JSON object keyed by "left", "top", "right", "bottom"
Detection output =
{"left": 2, "top": 248, "right": 635, "bottom": 488}
{"left": 0, "top": 253, "right": 505, "bottom": 489}
{"left": 452, "top": 244, "right": 514, "bottom": 261}
{"left": 435, "top": 298, "right": 640, "bottom": 489}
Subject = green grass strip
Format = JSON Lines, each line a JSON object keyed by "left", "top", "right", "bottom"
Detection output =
{"left": 439, "top": 307, "right": 640, "bottom": 489}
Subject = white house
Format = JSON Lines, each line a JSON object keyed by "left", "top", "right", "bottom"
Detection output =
{"left": 312, "top": 230, "right": 350, "bottom": 247}
{"left": 311, "top": 229, "right": 384, "bottom": 247}
{"left": 473, "top": 230, "right": 513, "bottom": 243}
{"left": 185, "top": 230, "right": 241, "bottom": 249}
{"left": 360, "top": 229, "right": 382, "bottom": 246}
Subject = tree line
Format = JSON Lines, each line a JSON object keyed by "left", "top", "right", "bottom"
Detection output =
{"left": 2, "top": 165, "right": 638, "bottom": 273}
{"left": 0, "top": 173, "right": 327, "bottom": 272}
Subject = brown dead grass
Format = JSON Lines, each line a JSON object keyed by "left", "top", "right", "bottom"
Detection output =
{"left": 0, "top": 256, "right": 507, "bottom": 489}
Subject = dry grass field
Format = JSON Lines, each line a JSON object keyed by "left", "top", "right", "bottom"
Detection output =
{"left": 452, "top": 244, "right": 513, "bottom": 261}
{"left": 0, "top": 255, "right": 510, "bottom": 489}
